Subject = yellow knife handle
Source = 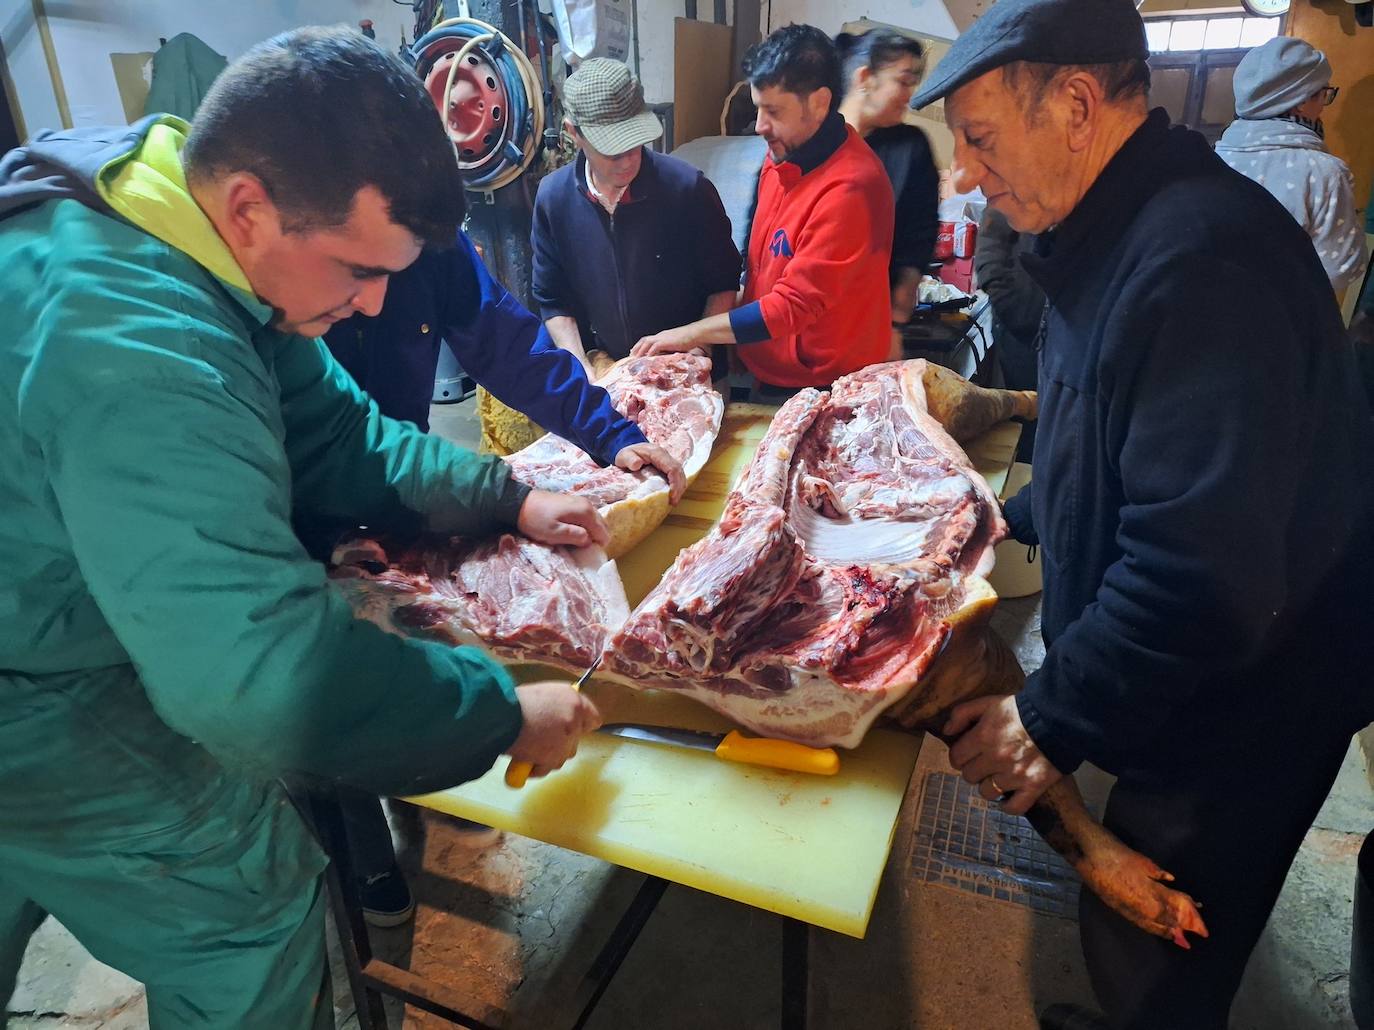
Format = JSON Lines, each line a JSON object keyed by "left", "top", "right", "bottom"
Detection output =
{"left": 505, "top": 759, "right": 534, "bottom": 789}
{"left": 715, "top": 731, "right": 840, "bottom": 776}
{"left": 506, "top": 664, "right": 596, "bottom": 788}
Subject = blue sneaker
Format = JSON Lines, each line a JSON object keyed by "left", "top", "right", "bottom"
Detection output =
{"left": 359, "top": 867, "right": 415, "bottom": 928}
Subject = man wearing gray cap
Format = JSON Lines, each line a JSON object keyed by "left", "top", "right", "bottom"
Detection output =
{"left": 914, "top": 1, "right": 1374, "bottom": 1027}
{"left": 1216, "top": 37, "right": 1366, "bottom": 296}
{"left": 531, "top": 58, "right": 741, "bottom": 366}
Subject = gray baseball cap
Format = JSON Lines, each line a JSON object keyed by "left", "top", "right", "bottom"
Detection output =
{"left": 563, "top": 58, "right": 663, "bottom": 156}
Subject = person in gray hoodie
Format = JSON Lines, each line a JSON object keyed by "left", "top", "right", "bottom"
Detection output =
{"left": 1216, "top": 36, "right": 1366, "bottom": 295}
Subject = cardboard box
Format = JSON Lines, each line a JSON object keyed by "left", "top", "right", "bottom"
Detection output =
{"left": 938, "top": 254, "right": 975, "bottom": 294}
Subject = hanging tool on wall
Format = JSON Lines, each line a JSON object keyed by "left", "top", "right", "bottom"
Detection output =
{"left": 411, "top": 17, "right": 546, "bottom": 192}
{"left": 523, "top": 0, "right": 563, "bottom": 152}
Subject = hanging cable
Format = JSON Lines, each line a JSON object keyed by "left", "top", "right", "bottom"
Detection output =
{"left": 412, "top": 17, "right": 545, "bottom": 192}
{"left": 525, "top": 0, "right": 561, "bottom": 151}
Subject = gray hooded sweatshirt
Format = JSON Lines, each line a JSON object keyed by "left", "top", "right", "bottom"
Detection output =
{"left": 1216, "top": 118, "right": 1366, "bottom": 293}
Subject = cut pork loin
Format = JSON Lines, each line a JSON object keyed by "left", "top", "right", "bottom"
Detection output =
{"left": 325, "top": 353, "right": 722, "bottom": 669}
{"left": 600, "top": 359, "right": 1006, "bottom": 748}
{"left": 331, "top": 534, "right": 629, "bottom": 673}
{"left": 506, "top": 352, "right": 724, "bottom": 558}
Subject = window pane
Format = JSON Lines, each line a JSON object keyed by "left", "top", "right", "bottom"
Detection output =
{"left": 1201, "top": 64, "right": 1238, "bottom": 124}
{"left": 1149, "top": 67, "right": 1192, "bottom": 124}
{"left": 1169, "top": 19, "right": 1206, "bottom": 51}
{"left": 1240, "top": 17, "right": 1280, "bottom": 47}
{"left": 1203, "top": 17, "right": 1242, "bottom": 49}
{"left": 1145, "top": 20, "right": 1172, "bottom": 52}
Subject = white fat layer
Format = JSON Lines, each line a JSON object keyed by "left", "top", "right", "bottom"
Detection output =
{"left": 788, "top": 504, "right": 932, "bottom": 564}
{"left": 576, "top": 547, "right": 632, "bottom": 635}
{"left": 599, "top": 666, "right": 886, "bottom": 750}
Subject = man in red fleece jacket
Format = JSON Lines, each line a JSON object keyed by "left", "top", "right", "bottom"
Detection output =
{"left": 632, "top": 24, "right": 895, "bottom": 391}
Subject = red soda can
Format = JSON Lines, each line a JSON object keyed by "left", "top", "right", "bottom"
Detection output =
{"left": 934, "top": 221, "right": 956, "bottom": 260}
{"left": 953, "top": 220, "right": 978, "bottom": 259}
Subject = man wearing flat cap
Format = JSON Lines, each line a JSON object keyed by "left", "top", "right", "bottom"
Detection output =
{"left": 916, "top": 1, "right": 1374, "bottom": 1027}
{"left": 1216, "top": 37, "right": 1367, "bottom": 295}
{"left": 532, "top": 58, "right": 741, "bottom": 366}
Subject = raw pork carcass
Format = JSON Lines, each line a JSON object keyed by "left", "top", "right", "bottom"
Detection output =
{"left": 328, "top": 353, "right": 722, "bottom": 667}
{"left": 601, "top": 360, "right": 1003, "bottom": 747}
{"left": 331, "top": 534, "right": 628, "bottom": 672}
{"left": 601, "top": 359, "right": 1208, "bottom": 948}
{"left": 506, "top": 352, "right": 724, "bottom": 558}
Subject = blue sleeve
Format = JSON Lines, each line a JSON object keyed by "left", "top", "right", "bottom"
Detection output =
{"left": 1001, "top": 482, "right": 1037, "bottom": 545}
{"left": 729, "top": 301, "right": 770, "bottom": 344}
{"left": 442, "top": 233, "right": 645, "bottom": 465}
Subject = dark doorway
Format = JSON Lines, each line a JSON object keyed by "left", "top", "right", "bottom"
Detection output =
{"left": 0, "top": 62, "right": 21, "bottom": 152}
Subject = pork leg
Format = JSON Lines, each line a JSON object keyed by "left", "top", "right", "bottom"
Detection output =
{"left": 920, "top": 361, "right": 1038, "bottom": 442}
{"left": 905, "top": 603, "right": 1208, "bottom": 947}
{"left": 1026, "top": 778, "right": 1209, "bottom": 948}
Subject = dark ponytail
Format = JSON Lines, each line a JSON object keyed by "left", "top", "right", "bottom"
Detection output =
{"left": 835, "top": 28, "right": 924, "bottom": 99}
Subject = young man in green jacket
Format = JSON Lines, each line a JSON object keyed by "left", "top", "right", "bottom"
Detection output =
{"left": 0, "top": 28, "right": 600, "bottom": 1028}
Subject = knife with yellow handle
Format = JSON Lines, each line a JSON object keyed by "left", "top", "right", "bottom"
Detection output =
{"left": 504, "top": 657, "right": 601, "bottom": 789}
{"left": 599, "top": 724, "right": 841, "bottom": 776}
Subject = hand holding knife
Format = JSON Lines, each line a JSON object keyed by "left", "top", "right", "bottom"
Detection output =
{"left": 504, "top": 657, "right": 602, "bottom": 789}
{"left": 505, "top": 656, "right": 840, "bottom": 787}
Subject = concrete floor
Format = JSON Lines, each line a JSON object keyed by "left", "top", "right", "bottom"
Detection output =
{"left": 7, "top": 399, "right": 1371, "bottom": 1029}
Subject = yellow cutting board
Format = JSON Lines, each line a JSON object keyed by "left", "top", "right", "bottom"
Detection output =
{"left": 407, "top": 403, "right": 1019, "bottom": 938}
{"left": 412, "top": 683, "right": 922, "bottom": 938}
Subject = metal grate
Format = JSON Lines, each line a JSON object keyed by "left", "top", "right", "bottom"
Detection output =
{"left": 910, "top": 771, "right": 1081, "bottom": 918}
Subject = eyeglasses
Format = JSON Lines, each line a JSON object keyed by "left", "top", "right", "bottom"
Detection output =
{"left": 1317, "top": 85, "right": 1339, "bottom": 107}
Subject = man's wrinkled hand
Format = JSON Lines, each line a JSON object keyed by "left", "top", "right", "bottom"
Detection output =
{"left": 631, "top": 327, "right": 703, "bottom": 357}
{"left": 615, "top": 442, "right": 686, "bottom": 504}
{"left": 944, "top": 694, "right": 1063, "bottom": 816}
{"left": 506, "top": 681, "right": 603, "bottom": 778}
{"left": 517, "top": 490, "right": 610, "bottom": 549}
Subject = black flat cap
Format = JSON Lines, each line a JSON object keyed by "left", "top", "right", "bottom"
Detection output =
{"left": 912, "top": 0, "right": 1148, "bottom": 109}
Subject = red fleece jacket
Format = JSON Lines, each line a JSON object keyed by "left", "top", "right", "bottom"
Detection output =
{"left": 730, "top": 116, "right": 895, "bottom": 388}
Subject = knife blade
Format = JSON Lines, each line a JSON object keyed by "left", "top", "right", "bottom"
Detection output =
{"left": 599, "top": 723, "right": 840, "bottom": 776}
{"left": 505, "top": 656, "right": 603, "bottom": 790}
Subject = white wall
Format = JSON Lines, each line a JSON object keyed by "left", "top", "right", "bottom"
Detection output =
{"left": 760, "top": 0, "right": 956, "bottom": 41}
{"left": 633, "top": 0, "right": 959, "bottom": 106}
{"left": 637, "top": 0, "right": 735, "bottom": 105}
{"left": 4, "top": 0, "right": 959, "bottom": 137}
{"left": 1, "top": 0, "right": 743, "bottom": 133}
{"left": 4, "top": 0, "right": 419, "bottom": 134}
{"left": 2, "top": 0, "right": 62, "bottom": 136}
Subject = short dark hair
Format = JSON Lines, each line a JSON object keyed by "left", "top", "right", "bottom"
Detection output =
{"left": 184, "top": 27, "right": 465, "bottom": 246}
{"left": 835, "top": 29, "right": 924, "bottom": 98}
{"left": 742, "top": 24, "right": 842, "bottom": 112}
{"left": 1001, "top": 59, "right": 1152, "bottom": 112}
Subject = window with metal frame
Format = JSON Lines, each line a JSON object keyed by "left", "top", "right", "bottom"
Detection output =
{"left": 1144, "top": 12, "right": 1284, "bottom": 143}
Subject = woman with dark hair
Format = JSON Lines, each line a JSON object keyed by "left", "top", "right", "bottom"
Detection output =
{"left": 836, "top": 29, "right": 940, "bottom": 347}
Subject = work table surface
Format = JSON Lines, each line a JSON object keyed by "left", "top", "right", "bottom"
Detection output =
{"left": 408, "top": 403, "right": 1020, "bottom": 938}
